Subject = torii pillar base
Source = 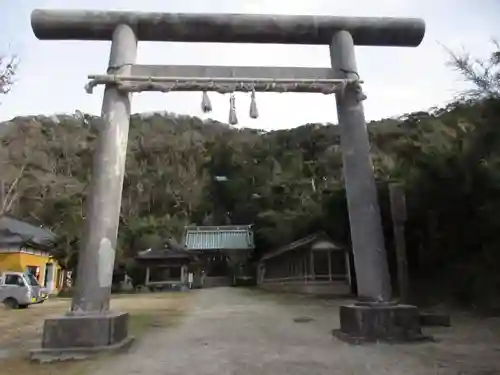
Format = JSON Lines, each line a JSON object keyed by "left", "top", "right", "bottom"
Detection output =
{"left": 332, "top": 302, "right": 432, "bottom": 344}
{"left": 29, "top": 311, "right": 134, "bottom": 363}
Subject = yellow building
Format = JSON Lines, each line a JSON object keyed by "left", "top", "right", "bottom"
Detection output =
{"left": 0, "top": 216, "right": 64, "bottom": 294}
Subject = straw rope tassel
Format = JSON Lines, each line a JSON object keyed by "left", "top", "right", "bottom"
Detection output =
{"left": 249, "top": 88, "right": 259, "bottom": 119}
{"left": 201, "top": 91, "right": 212, "bottom": 113}
{"left": 228, "top": 94, "right": 238, "bottom": 125}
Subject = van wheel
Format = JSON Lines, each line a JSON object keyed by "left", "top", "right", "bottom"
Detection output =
{"left": 3, "top": 298, "right": 19, "bottom": 309}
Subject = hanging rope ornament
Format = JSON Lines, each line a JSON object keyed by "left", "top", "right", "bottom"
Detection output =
{"left": 354, "top": 82, "right": 368, "bottom": 102}
{"left": 201, "top": 91, "right": 212, "bottom": 113}
{"left": 228, "top": 93, "right": 238, "bottom": 125}
{"left": 249, "top": 88, "right": 259, "bottom": 119}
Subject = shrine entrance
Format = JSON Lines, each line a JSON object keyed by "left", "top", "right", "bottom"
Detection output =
{"left": 30, "top": 8, "right": 426, "bottom": 356}
{"left": 183, "top": 225, "right": 255, "bottom": 287}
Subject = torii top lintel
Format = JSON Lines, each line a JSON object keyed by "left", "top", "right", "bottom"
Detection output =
{"left": 31, "top": 9, "right": 425, "bottom": 47}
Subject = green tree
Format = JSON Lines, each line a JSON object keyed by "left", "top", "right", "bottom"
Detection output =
{"left": 447, "top": 40, "right": 500, "bottom": 99}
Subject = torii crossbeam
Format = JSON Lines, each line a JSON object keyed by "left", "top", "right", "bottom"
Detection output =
{"left": 29, "top": 9, "right": 426, "bottom": 360}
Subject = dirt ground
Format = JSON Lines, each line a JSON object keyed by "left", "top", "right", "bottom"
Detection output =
{"left": 2, "top": 288, "right": 500, "bottom": 375}
{"left": 0, "top": 292, "right": 190, "bottom": 375}
{"left": 94, "top": 288, "right": 500, "bottom": 375}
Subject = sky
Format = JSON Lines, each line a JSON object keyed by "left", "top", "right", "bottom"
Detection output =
{"left": 0, "top": 0, "right": 499, "bottom": 130}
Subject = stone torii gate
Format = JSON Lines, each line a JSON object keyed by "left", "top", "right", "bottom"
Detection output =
{"left": 30, "top": 9, "right": 426, "bottom": 358}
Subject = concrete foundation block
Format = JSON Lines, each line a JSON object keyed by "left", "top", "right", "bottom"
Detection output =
{"left": 332, "top": 303, "right": 432, "bottom": 344}
{"left": 30, "top": 311, "right": 133, "bottom": 362}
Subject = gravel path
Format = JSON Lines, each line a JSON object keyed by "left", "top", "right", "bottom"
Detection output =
{"left": 93, "top": 288, "right": 500, "bottom": 375}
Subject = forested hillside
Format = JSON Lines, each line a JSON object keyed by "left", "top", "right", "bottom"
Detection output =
{"left": 1, "top": 44, "right": 499, "bottom": 310}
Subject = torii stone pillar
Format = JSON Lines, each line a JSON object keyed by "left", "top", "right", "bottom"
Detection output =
{"left": 71, "top": 24, "right": 137, "bottom": 314}
{"left": 30, "top": 10, "right": 427, "bottom": 358}
{"left": 330, "top": 31, "right": 391, "bottom": 302}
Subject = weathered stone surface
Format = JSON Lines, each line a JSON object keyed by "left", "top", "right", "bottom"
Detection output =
{"left": 30, "top": 336, "right": 134, "bottom": 363}
{"left": 41, "top": 311, "right": 129, "bottom": 349}
{"left": 30, "top": 311, "right": 133, "bottom": 362}
{"left": 332, "top": 303, "right": 432, "bottom": 344}
{"left": 31, "top": 10, "right": 426, "bottom": 47}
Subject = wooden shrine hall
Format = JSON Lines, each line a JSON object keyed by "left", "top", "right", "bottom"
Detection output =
{"left": 135, "top": 238, "right": 198, "bottom": 291}
{"left": 257, "top": 231, "right": 352, "bottom": 296}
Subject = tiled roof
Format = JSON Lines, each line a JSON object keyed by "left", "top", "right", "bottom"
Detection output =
{"left": 184, "top": 225, "right": 254, "bottom": 251}
{"left": 135, "top": 238, "right": 198, "bottom": 261}
{"left": 0, "top": 216, "right": 56, "bottom": 246}
{"left": 260, "top": 231, "right": 344, "bottom": 261}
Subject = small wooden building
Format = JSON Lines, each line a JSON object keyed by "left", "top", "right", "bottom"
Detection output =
{"left": 257, "top": 231, "right": 352, "bottom": 296}
{"left": 135, "top": 238, "right": 198, "bottom": 291}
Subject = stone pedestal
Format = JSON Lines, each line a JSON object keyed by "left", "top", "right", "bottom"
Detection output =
{"left": 332, "top": 303, "right": 432, "bottom": 344}
{"left": 30, "top": 311, "right": 134, "bottom": 362}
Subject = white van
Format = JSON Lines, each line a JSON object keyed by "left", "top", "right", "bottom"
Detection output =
{"left": 0, "top": 271, "right": 48, "bottom": 309}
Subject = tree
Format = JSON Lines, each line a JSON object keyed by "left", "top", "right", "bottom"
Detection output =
{"left": 0, "top": 54, "right": 20, "bottom": 214}
{"left": 447, "top": 40, "right": 500, "bottom": 99}
{"left": 0, "top": 55, "right": 18, "bottom": 97}
{"left": 0, "top": 163, "right": 26, "bottom": 216}
{"left": 3, "top": 38, "right": 500, "bottom": 309}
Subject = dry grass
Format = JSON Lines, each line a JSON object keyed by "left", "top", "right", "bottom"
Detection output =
{"left": 0, "top": 292, "right": 190, "bottom": 375}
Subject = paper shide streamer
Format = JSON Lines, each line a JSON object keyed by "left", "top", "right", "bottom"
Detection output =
{"left": 202, "top": 87, "right": 260, "bottom": 126}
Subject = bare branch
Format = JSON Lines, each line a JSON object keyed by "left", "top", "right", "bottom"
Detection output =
{"left": 0, "top": 164, "right": 26, "bottom": 216}
{"left": 0, "top": 55, "right": 18, "bottom": 96}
